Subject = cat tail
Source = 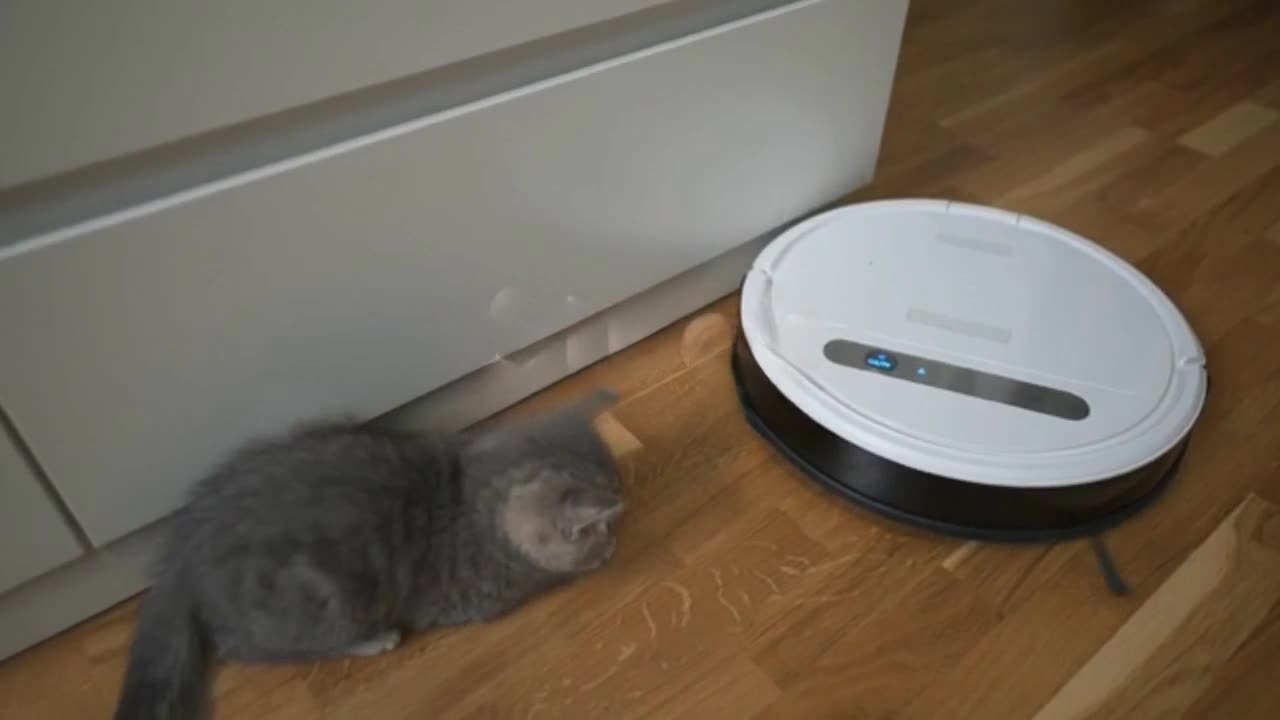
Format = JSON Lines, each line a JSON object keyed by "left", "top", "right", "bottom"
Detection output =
{"left": 113, "top": 570, "right": 210, "bottom": 720}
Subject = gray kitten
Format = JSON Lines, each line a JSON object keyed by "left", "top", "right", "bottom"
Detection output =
{"left": 113, "top": 390, "right": 624, "bottom": 720}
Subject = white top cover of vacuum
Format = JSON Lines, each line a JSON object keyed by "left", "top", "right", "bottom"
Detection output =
{"left": 740, "top": 200, "right": 1207, "bottom": 488}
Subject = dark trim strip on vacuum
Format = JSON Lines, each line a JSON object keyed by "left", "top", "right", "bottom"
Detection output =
{"left": 823, "top": 338, "right": 1091, "bottom": 421}
{"left": 732, "top": 331, "right": 1192, "bottom": 543}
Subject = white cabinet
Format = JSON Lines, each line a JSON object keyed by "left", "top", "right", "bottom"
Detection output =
{"left": 0, "top": 0, "right": 672, "bottom": 187}
{"left": 0, "top": 426, "right": 83, "bottom": 595}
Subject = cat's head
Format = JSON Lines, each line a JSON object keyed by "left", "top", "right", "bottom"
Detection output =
{"left": 499, "top": 465, "right": 623, "bottom": 574}
{"left": 468, "top": 390, "right": 625, "bottom": 574}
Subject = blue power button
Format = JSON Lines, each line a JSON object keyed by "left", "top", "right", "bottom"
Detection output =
{"left": 865, "top": 351, "right": 897, "bottom": 372}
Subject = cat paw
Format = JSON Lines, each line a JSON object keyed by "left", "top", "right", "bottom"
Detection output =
{"left": 347, "top": 630, "right": 402, "bottom": 657}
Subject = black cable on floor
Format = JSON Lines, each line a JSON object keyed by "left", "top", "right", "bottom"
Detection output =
{"left": 1090, "top": 535, "right": 1131, "bottom": 596}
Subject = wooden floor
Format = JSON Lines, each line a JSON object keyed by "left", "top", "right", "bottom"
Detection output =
{"left": 5, "top": 0, "right": 1280, "bottom": 717}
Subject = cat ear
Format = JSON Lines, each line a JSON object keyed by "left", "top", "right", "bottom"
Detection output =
{"left": 525, "top": 387, "right": 620, "bottom": 449}
{"left": 539, "top": 388, "right": 618, "bottom": 431}
{"left": 483, "top": 389, "right": 618, "bottom": 442}
{"left": 556, "top": 486, "right": 622, "bottom": 540}
{"left": 568, "top": 388, "right": 620, "bottom": 420}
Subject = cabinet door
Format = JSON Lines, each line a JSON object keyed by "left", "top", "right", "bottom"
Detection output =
{"left": 0, "top": 0, "right": 673, "bottom": 187}
{"left": 0, "top": 0, "right": 908, "bottom": 545}
{"left": 0, "top": 426, "right": 83, "bottom": 595}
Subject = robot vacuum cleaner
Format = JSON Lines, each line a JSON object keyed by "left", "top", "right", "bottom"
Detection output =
{"left": 733, "top": 199, "right": 1208, "bottom": 548}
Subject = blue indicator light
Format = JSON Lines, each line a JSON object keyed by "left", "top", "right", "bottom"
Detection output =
{"left": 865, "top": 351, "right": 897, "bottom": 372}
{"left": 916, "top": 367, "right": 928, "bottom": 377}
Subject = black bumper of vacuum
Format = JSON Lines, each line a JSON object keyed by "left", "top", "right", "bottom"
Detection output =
{"left": 731, "top": 332, "right": 1189, "bottom": 543}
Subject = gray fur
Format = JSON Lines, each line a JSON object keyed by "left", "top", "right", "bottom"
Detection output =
{"left": 113, "top": 390, "right": 622, "bottom": 720}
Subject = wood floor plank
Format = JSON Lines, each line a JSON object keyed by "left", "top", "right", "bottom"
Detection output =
{"left": 902, "top": 548, "right": 1139, "bottom": 720}
{"left": 748, "top": 523, "right": 953, "bottom": 690}
{"left": 1258, "top": 77, "right": 1280, "bottom": 109}
{"left": 1182, "top": 591, "right": 1280, "bottom": 718}
{"left": 1092, "top": 141, "right": 1205, "bottom": 222}
{"left": 608, "top": 348, "right": 772, "bottom": 547}
{"left": 436, "top": 511, "right": 828, "bottom": 720}
{"left": 1053, "top": 195, "right": 1174, "bottom": 264}
{"left": 649, "top": 656, "right": 779, "bottom": 720}
{"left": 943, "top": 0, "right": 1241, "bottom": 131}
{"left": 990, "top": 126, "right": 1154, "bottom": 217}
{"left": 755, "top": 568, "right": 1002, "bottom": 719}
{"left": 1139, "top": 221, "right": 1280, "bottom": 347}
{"left": 328, "top": 543, "right": 685, "bottom": 720}
{"left": 1141, "top": 121, "right": 1280, "bottom": 229}
{"left": 660, "top": 459, "right": 809, "bottom": 566}
{"left": 1196, "top": 164, "right": 1280, "bottom": 238}
{"left": 1033, "top": 494, "right": 1280, "bottom": 720}
{"left": 942, "top": 541, "right": 1082, "bottom": 616}
{"left": 1178, "top": 100, "right": 1280, "bottom": 156}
